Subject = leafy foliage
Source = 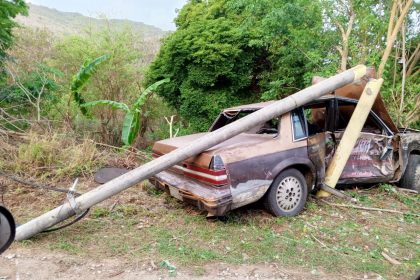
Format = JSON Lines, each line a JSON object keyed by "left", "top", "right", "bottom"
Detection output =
{"left": 146, "top": 0, "right": 326, "bottom": 131}
{"left": 1, "top": 0, "right": 418, "bottom": 144}
{"left": 82, "top": 78, "right": 169, "bottom": 145}
{"left": 320, "top": 0, "right": 419, "bottom": 128}
{"left": 0, "top": 0, "right": 27, "bottom": 79}
{"left": 70, "top": 54, "right": 111, "bottom": 116}
{"left": 147, "top": 0, "right": 419, "bottom": 131}
{"left": 0, "top": 63, "right": 63, "bottom": 131}
{"left": 1, "top": 64, "right": 61, "bottom": 104}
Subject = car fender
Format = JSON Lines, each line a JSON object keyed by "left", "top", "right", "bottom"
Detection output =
{"left": 270, "top": 157, "right": 316, "bottom": 188}
{"left": 397, "top": 133, "right": 420, "bottom": 180}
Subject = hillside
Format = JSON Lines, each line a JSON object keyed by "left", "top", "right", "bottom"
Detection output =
{"left": 15, "top": 3, "right": 166, "bottom": 39}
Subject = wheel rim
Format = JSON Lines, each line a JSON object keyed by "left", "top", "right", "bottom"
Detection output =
{"left": 275, "top": 176, "right": 303, "bottom": 212}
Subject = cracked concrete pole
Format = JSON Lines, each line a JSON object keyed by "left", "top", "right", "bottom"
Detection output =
{"left": 317, "top": 78, "right": 384, "bottom": 198}
{"left": 15, "top": 65, "right": 367, "bottom": 241}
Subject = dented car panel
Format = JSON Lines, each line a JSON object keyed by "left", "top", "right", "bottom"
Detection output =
{"left": 337, "top": 133, "right": 395, "bottom": 183}
{"left": 150, "top": 89, "right": 419, "bottom": 216}
{"left": 226, "top": 146, "right": 312, "bottom": 209}
{"left": 150, "top": 171, "right": 232, "bottom": 216}
{"left": 307, "top": 132, "right": 335, "bottom": 185}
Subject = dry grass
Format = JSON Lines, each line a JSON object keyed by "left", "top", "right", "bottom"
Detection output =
{"left": 0, "top": 130, "right": 143, "bottom": 218}
{"left": 13, "top": 132, "right": 104, "bottom": 178}
{"left": 0, "top": 131, "right": 112, "bottom": 181}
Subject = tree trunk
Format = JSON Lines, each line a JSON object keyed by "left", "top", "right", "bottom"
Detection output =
{"left": 378, "top": 0, "right": 413, "bottom": 78}
{"left": 397, "top": 18, "right": 406, "bottom": 126}
{"left": 340, "top": 12, "right": 355, "bottom": 71}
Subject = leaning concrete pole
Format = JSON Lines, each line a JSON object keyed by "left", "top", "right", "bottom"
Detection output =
{"left": 15, "top": 65, "right": 367, "bottom": 241}
{"left": 317, "top": 78, "right": 384, "bottom": 197}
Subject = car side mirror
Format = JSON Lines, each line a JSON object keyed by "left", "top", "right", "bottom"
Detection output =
{"left": 0, "top": 206, "right": 15, "bottom": 254}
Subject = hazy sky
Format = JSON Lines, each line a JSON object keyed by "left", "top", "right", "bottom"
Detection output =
{"left": 26, "top": 0, "right": 188, "bottom": 31}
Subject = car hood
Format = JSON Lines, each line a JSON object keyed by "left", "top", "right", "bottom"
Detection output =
{"left": 312, "top": 67, "right": 398, "bottom": 133}
{"left": 153, "top": 132, "right": 275, "bottom": 168}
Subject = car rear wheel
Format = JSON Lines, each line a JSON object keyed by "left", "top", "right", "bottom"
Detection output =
{"left": 264, "top": 168, "right": 308, "bottom": 217}
{"left": 400, "top": 154, "right": 420, "bottom": 192}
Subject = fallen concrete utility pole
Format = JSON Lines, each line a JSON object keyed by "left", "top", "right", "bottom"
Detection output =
{"left": 15, "top": 65, "right": 367, "bottom": 241}
{"left": 317, "top": 78, "right": 384, "bottom": 197}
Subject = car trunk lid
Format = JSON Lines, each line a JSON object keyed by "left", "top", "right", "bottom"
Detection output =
{"left": 152, "top": 132, "right": 275, "bottom": 186}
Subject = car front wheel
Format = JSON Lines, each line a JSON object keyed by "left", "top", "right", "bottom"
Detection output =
{"left": 264, "top": 168, "right": 308, "bottom": 217}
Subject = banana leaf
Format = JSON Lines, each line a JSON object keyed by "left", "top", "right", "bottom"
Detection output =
{"left": 70, "top": 54, "right": 110, "bottom": 116}
{"left": 133, "top": 78, "right": 170, "bottom": 109}
{"left": 121, "top": 111, "right": 140, "bottom": 145}
{"left": 81, "top": 100, "right": 129, "bottom": 112}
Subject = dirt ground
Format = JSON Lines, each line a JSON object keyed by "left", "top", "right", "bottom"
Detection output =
{"left": 0, "top": 247, "right": 352, "bottom": 280}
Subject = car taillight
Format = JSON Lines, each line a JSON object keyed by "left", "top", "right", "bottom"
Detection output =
{"left": 152, "top": 153, "right": 228, "bottom": 186}
{"left": 177, "top": 164, "right": 228, "bottom": 186}
{"left": 209, "top": 155, "right": 224, "bottom": 171}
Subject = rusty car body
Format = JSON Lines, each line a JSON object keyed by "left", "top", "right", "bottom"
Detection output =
{"left": 150, "top": 77, "right": 420, "bottom": 217}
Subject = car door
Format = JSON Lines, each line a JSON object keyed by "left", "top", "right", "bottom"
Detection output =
{"left": 302, "top": 99, "right": 336, "bottom": 187}
{"left": 334, "top": 99, "right": 395, "bottom": 184}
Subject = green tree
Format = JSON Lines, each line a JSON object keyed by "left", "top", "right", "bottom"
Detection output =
{"left": 0, "top": 0, "right": 27, "bottom": 79}
{"left": 1, "top": 27, "right": 61, "bottom": 129}
{"left": 146, "top": 0, "right": 326, "bottom": 131}
{"left": 322, "top": 0, "right": 419, "bottom": 128}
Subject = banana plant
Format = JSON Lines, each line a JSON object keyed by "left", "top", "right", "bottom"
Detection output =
{"left": 70, "top": 54, "right": 110, "bottom": 116}
{"left": 81, "top": 78, "right": 169, "bottom": 145}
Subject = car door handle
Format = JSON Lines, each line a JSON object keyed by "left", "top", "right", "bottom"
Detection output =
{"left": 380, "top": 145, "right": 393, "bottom": 160}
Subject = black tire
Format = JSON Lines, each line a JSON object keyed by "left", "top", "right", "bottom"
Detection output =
{"left": 400, "top": 154, "right": 420, "bottom": 192}
{"left": 264, "top": 168, "right": 308, "bottom": 217}
{"left": 0, "top": 206, "right": 15, "bottom": 254}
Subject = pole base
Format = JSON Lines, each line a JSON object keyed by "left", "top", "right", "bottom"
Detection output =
{"left": 316, "top": 189, "right": 332, "bottom": 198}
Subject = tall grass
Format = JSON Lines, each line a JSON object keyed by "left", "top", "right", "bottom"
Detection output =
{"left": 1, "top": 132, "right": 107, "bottom": 180}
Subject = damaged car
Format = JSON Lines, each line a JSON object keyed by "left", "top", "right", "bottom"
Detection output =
{"left": 150, "top": 77, "right": 420, "bottom": 217}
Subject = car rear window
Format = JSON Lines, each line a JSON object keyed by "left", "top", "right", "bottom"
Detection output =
{"left": 209, "top": 110, "right": 279, "bottom": 135}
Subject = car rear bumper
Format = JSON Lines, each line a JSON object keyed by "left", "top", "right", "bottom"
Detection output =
{"left": 149, "top": 170, "right": 232, "bottom": 216}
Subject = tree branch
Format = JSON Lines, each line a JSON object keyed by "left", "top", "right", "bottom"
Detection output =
{"left": 406, "top": 43, "right": 420, "bottom": 77}
{"left": 386, "top": 0, "right": 398, "bottom": 40}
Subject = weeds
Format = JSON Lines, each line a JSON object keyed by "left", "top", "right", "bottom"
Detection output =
{"left": 91, "top": 207, "right": 111, "bottom": 219}
{"left": 0, "top": 131, "right": 107, "bottom": 180}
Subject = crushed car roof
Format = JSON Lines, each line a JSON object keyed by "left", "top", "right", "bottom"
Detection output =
{"left": 224, "top": 68, "right": 398, "bottom": 133}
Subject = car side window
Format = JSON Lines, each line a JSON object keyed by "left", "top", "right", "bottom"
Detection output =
{"left": 336, "top": 101, "right": 384, "bottom": 134}
{"left": 291, "top": 110, "right": 306, "bottom": 140}
{"left": 303, "top": 101, "right": 329, "bottom": 136}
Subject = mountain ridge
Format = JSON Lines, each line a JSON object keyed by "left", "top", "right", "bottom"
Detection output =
{"left": 16, "top": 3, "right": 166, "bottom": 39}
